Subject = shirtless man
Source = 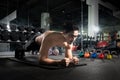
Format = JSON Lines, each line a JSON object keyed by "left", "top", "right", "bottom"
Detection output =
{"left": 26, "top": 24, "right": 79, "bottom": 67}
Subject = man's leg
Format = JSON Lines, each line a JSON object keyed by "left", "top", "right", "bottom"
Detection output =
{"left": 24, "top": 33, "right": 41, "bottom": 51}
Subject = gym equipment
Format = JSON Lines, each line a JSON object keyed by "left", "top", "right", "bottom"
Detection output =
{"left": 103, "top": 50, "right": 112, "bottom": 59}
{"left": 25, "top": 27, "right": 33, "bottom": 32}
{"left": 78, "top": 51, "right": 84, "bottom": 57}
{"left": 72, "top": 45, "right": 78, "bottom": 51}
{"left": 107, "top": 53, "right": 112, "bottom": 59}
{"left": 15, "top": 44, "right": 25, "bottom": 59}
{"left": 90, "top": 49, "right": 97, "bottom": 58}
{"left": 96, "top": 41, "right": 109, "bottom": 48}
{"left": 111, "top": 51, "right": 117, "bottom": 55}
{"left": 98, "top": 52, "right": 105, "bottom": 59}
{"left": 10, "top": 25, "right": 17, "bottom": 31}
{"left": 84, "top": 52, "right": 90, "bottom": 58}
{"left": 10, "top": 31, "right": 19, "bottom": 41}
{"left": 111, "top": 51, "right": 119, "bottom": 58}
{"left": 8, "top": 57, "right": 87, "bottom": 70}
{"left": 25, "top": 31, "right": 35, "bottom": 41}
{"left": 1, "top": 30, "right": 10, "bottom": 41}
{"left": 17, "top": 26, "right": 25, "bottom": 31}
{"left": 18, "top": 31, "right": 26, "bottom": 41}
{"left": 97, "top": 49, "right": 105, "bottom": 59}
{"left": 91, "top": 52, "right": 97, "bottom": 58}
{"left": 33, "top": 27, "right": 40, "bottom": 33}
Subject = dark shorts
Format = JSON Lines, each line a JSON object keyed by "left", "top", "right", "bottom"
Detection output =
{"left": 24, "top": 33, "right": 41, "bottom": 51}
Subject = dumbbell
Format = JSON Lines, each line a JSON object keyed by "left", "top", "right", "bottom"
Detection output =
{"left": 15, "top": 44, "right": 25, "bottom": 59}
{"left": 18, "top": 31, "right": 26, "bottom": 42}
{"left": 10, "top": 31, "right": 19, "bottom": 41}
{"left": 1, "top": 30, "right": 10, "bottom": 41}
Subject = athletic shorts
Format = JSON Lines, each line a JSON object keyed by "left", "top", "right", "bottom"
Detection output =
{"left": 24, "top": 33, "right": 41, "bottom": 51}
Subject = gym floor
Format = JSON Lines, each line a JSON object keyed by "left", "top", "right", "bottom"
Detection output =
{"left": 0, "top": 52, "right": 120, "bottom": 80}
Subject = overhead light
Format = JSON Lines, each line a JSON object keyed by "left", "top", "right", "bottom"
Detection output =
{"left": 62, "top": 10, "right": 65, "bottom": 13}
{"left": 82, "top": 30, "right": 84, "bottom": 33}
{"left": 94, "top": 26, "right": 100, "bottom": 33}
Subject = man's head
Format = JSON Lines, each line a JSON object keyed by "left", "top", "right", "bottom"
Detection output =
{"left": 63, "top": 22, "right": 79, "bottom": 33}
{"left": 63, "top": 22, "right": 79, "bottom": 44}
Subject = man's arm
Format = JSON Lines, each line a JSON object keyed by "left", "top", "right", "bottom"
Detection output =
{"left": 64, "top": 42, "right": 73, "bottom": 59}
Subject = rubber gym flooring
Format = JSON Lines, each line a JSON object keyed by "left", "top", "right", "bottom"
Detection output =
{"left": 0, "top": 52, "right": 120, "bottom": 80}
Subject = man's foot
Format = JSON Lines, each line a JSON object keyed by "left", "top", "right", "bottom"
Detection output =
{"left": 72, "top": 56, "right": 79, "bottom": 64}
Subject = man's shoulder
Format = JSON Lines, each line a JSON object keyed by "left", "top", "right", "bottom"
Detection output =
{"left": 45, "top": 31, "right": 66, "bottom": 41}
{"left": 46, "top": 31, "right": 63, "bottom": 36}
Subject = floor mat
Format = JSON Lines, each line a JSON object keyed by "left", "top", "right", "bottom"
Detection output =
{"left": 7, "top": 57, "right": 87, "bottom": 70}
